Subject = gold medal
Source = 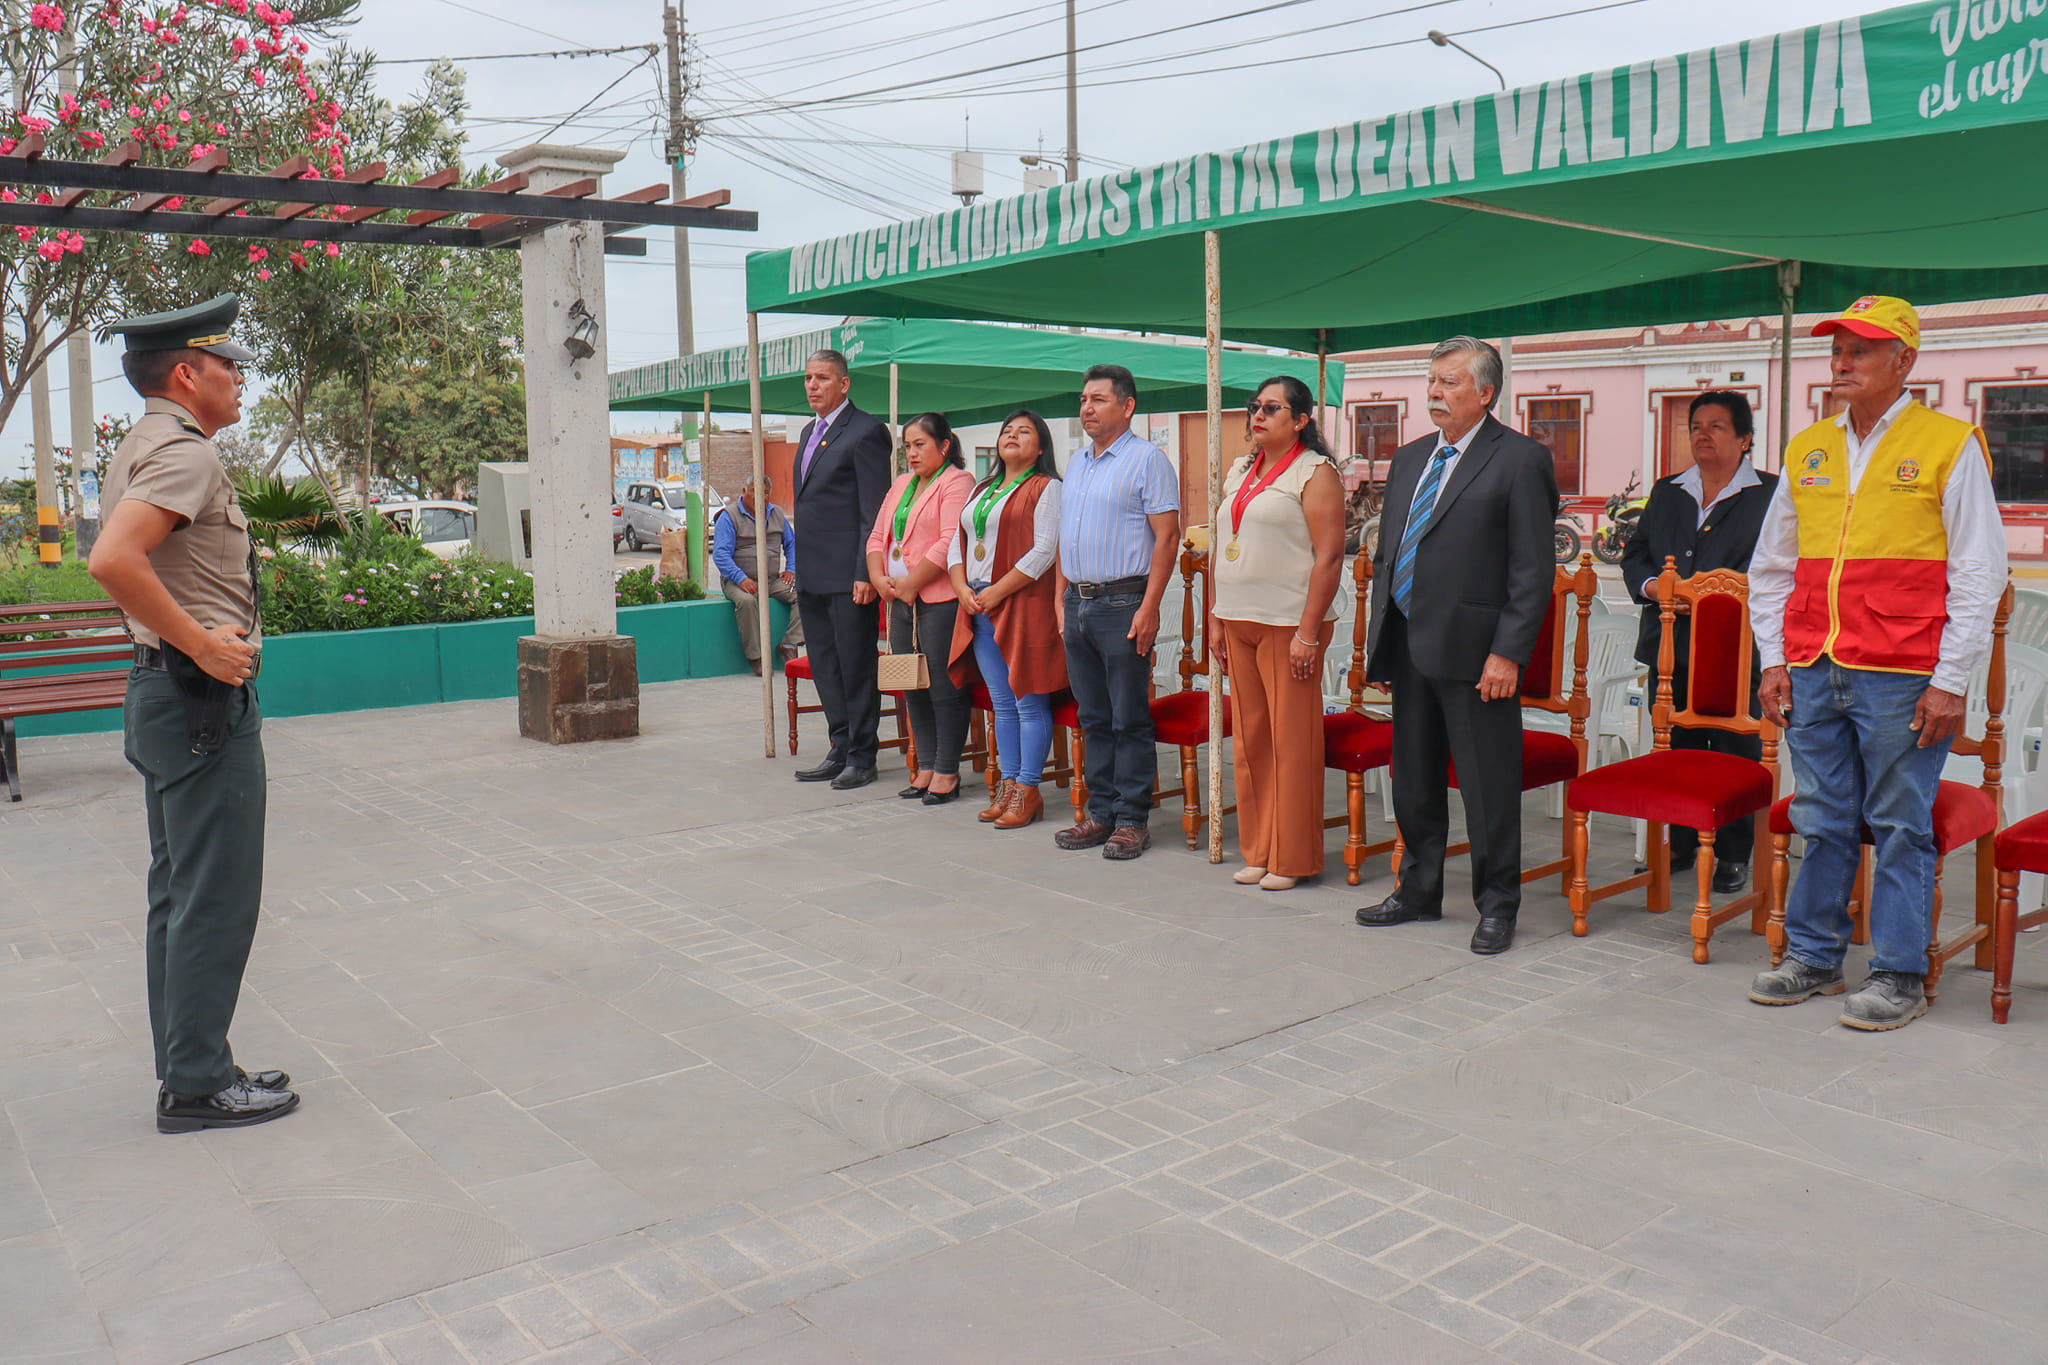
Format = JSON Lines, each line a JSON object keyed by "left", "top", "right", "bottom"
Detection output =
{"left": 1223, "top": 539, "right": 1240, "bottom": 562}
{"left": 974, "top": 542, "right": 988, "bottom": 562}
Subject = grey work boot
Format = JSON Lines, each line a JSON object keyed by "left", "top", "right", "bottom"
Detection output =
{"left": 1748, "top": 957, "right": 1847, "bottom": 1006}
{"left": 1840, "top": 970, "right": 1928, "bottom": 1031}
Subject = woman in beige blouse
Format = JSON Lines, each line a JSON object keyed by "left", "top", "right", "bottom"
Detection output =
{"left": 1208, "top": 376, "right": 1347, "bottom": 890}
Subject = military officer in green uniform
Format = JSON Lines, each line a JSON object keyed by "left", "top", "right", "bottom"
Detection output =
{"left": 89, "top": 294, "right": 298, "bottom": 1133}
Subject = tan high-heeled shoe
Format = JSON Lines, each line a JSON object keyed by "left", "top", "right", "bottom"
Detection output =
{"left": 994, "top": 783, "right": 1044, "bottom": 829}
{"left": 979, "top": 779, "right": 1016, "bottom": 823}
{"left": 1233, "top": 865, "right": 1268, "bottom": 885}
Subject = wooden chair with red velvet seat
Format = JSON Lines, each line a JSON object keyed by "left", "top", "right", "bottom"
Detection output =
{"left": 1766, "top": 582, "right": 2012, "bottom": 1005}
{"left": 1390, "top": 555, "right": 1600, "bottom": 891}
{"left": 1053, "top": 692, "right": 1086, "bottom": 823}
{"left": 1151, "top": 539, "right": 1233, "bottom": 849}
{"left": 1322, "top": 544, "right": 1395, "bottom": 885}
{"left": 1993, "top": 806, "right": 2048, "bottom": 1022}
{"left": 1564, "top": 560, "right": 1780, "bottom": 963}
{"left": 967, "top": 680, "right": 1078, "bottom": 807}
{"left": 783, "top": 602, "right": 916, "bottom": 771}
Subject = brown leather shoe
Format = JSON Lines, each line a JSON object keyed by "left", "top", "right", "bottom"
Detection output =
{"left": 995, "top": 784, "right": 1044, "bottom": 830}
{"left": 1054, "top": 816, "right": 1114, "bottom": 850}
{"left": 1103, "top": 825, "right": 1151, "bottom": 860}
{"left": 979, "top": 779, "right": 1016, "bottom": 823}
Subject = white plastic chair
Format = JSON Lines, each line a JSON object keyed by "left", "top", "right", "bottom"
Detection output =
{"left": 1524, "top": 616, "right": 1640, "bottom": 817}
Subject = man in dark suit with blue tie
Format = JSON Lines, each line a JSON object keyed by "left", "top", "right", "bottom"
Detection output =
{"left": 1356, "top": 337, "right": 1558, "bottom": 955}
{"left": 790, "top": 349, "right": 894, "bottom": 789}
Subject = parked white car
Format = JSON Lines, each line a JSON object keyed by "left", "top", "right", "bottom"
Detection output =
{"left": 618, "top": 480, "right": 721, "bottom": 552}
{"left": 378, "top": 500, "right": 477, "bottom": 559}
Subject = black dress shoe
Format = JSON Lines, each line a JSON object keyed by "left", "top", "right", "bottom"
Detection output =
{"left": 158, "top": 1080, "right": 301, "bottom": 1133}
{"left": 830, "top": 765, "right": 877, "bottom": 790}
{"left": 1470, "top": 916, "right": 1517, "bottom": 955}
{"left": 795, "top": 759, "right": 846, "bottom": 782}
{"left": 922, "top": 785, "right": 960, "bottom": 806}
{"left": 237, "top": 1066, "right": 291, "bottom": 1091}
{"left": 898, "top": 784, "right": 928, "bottom": 799}
{"left": 1711, "top": 861, "right": 1752, "bottom": 895}
{"left": 1355, "top": 894, "right": 1442, "bottom": 927}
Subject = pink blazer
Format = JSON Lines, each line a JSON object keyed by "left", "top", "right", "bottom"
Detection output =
{"left": 867, "top": 466, "right": 974, "bottom": 603}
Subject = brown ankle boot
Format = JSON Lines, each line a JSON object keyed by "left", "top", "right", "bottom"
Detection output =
{"left": 979, "top": 779, "right": 1015, "bottom": 823}
{"left": 995, "top": 783, "right": 1044, "bottom": 829}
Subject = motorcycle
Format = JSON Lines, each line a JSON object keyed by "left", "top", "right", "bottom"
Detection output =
{"left": 1593, "top": 472, "right": 1646, "bottom": 565}
{"left": 1553, "top": 496, "right": 1584, "bottom": 565}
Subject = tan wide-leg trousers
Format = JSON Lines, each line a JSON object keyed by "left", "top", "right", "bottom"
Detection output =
{"left": 1223, "top": 617, "right": 1333, "bottom": 877}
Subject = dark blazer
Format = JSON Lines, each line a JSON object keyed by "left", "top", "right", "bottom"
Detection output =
{"left": 791, "top": 402, "right": 893, "bottom": 595}
{"left": 1618, "top": 468, "right": 1780, "bottom": 670}
{"left": 1366, "top": 414, "right": 1559, "bottom": 684}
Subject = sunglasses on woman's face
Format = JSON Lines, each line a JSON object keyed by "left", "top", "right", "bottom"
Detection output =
{"left": 1245, "top": 401, "right": 1292, "bottom": 417}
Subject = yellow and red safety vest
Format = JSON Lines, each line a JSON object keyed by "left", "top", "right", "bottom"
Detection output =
{"left": 1782, "top": 402, "right": 1988, "bottom": 675}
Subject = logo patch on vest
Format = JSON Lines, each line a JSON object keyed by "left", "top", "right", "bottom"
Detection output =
{"left": 1802, "top": 450, "right": 1827, "bottom": 472}
{"left": 1896, "top": 459, "right": 1920, "bottom": 482}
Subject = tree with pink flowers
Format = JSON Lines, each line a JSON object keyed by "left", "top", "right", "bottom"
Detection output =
{"left": 0, "top": 0, "right": 358, "bottom": 432}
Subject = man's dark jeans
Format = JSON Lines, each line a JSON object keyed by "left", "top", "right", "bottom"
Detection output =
{"left": 1063, "top": 587, "right": 1156, "bottom": 828}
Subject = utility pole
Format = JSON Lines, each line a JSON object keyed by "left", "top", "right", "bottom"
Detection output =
{"left": 1064, "top": 0, "right": 1078, "bottom": 181}
{"left": 664, "top": 3, "right": 696, "bottom": 355}
{"left": 60, "top": 14, "right": 94, "bottom": 557}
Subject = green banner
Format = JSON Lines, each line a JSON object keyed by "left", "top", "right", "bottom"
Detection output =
{"left": 747, "top": 1, "right": 2048, "bottom": 315}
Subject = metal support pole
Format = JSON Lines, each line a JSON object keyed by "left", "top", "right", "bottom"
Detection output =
{"left": 1315, "top": 329, "right": 1330, "bottom": 452}
{"left": 1777, "top": 261, "right": 1800, "bottom": 470}
{"left": 30, "top": 307, "right": 58, "bottom": 566}
{"left": 59, "top": 17, "right": 92, "bottom": 559}
{"left": 749, "top": 312, "right": 772, "bottom": 756}
{"left": 1498, "top": 335, "right": 1515, "bottom": 428}
{"left": 889, "top": 362, "right": 901, "bottom": 475}
{"left": 700, "top": 390, "right": 713, "bottom": 575}
{"left": 1064, "top": 0, "right": 1079, "bottom": 182}
{"left": 1204, "top": 230, "right": 1225, "bottom": 864}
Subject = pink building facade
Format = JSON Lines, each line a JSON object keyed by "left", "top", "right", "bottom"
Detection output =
{"left": 1338, "top": 298, "right": 2048, "bottom": 557}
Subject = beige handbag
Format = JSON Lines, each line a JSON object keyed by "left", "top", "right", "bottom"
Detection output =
{"left": 877, "top": 603, "right": 930, "bottom": 691}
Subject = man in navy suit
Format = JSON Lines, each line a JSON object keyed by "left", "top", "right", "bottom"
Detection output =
{"left": 790, "top": 350, "right": 894, "bottom": 789}
{"left": 1355, "top": 337, "right": 1558, "bottom": 955}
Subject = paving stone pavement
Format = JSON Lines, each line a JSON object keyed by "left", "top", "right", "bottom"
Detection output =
{"left": 5, "top": 674, "right": 2047, "bottom": 1365}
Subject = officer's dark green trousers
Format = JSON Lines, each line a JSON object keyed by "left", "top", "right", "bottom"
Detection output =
{"left": 122, "top": 666, "right": 266, "bottom": 1097}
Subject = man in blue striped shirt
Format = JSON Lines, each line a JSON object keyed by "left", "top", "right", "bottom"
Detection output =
{"left": 1054, "top": 364, "right": 1182, "bottom": 860}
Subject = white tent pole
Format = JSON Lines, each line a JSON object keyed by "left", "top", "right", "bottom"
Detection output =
{"left": 890, "top": 362, "right": 902, "bottom": 475}
{"left": 1205, "top": 230, "right": 1225, "bottom": 864}
{"left": 749, "top": 312, "right": 773, "bottom": 757}
{"left": 1316, "top": 329, "right": 1329, "bottom": 451}
{"left": 1777, "top": 261, "right": 1800, "bottom": 471}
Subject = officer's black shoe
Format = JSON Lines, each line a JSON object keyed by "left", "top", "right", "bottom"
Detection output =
{"left": 1470, "top": 916, "right": 1517, "bottom": 956}
{"left": 1355, "top": 894, "right": 1442, "bottom": 927}
{"left": 1711, "top": 861, "right": 1752, "bottom": 896}
{"left": 795, "top": 759, "right": 846, "bottom": 782}
{"left": 237, "top": 1066, "right": 291, "bottom": 1091}
{"left": 830, "top": 765, "right": 877, "bottom": 791}
{"left": 158, "top": 1080, "right": 301, "bottom": 1133}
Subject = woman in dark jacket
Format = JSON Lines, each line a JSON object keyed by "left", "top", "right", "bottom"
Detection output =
{"left": 1618, "top": 390, "right": 1780, "bottom": 892}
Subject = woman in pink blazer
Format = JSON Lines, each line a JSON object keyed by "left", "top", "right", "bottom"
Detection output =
{"left": 866, "top": 413, "right": 977, "bottom": 804}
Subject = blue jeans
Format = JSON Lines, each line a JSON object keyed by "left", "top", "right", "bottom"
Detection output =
{"left": 1063, "top": 587, "right": 1155, "bottom": 827}
{"left": 1783, "top": 660, "right": 1953, "bottom": 976}
{"left": 970, "top": 600, "right": 1053, "bottom": 785}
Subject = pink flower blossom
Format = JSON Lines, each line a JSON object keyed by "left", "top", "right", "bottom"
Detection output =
{"left": 248, "top": 245, "right": 267, "bottom": 261}
{"left": 256, "top": 268, "right": 270, "bottom": 280}
{"left": 13, "top": 226, "right": 32, "bottom": 242}
{"left": 249, "top": 68, "right": 265, "bottom": 87}
{"left": 38, "top": 240, "right": 66, "bottom": 262}
{"left": 151, "top": 97, "right": 168, "bottom": 112}
{"left": 0, "top": 189, "right": 13, "bottom": 203}
{"left": 177, "top": 109, "right": 191, "bottom": 122}
{"left": 80, "top": 130, "right": 106, "bottom": 149}
{"left": 127, "top": 106, "right": 142, "bottom": 119}
{"left": 162, "top": 195, "right": 183, "bottom": 209}
{"left": 187, "top": 239, "right": 210, "bottom": 256}
{"left": 29, "top": 4, "right": 65, "bottom": 31}
{"left": 229, "top": 35, "right": 249, "bottom": 55}
{"left": 288, "top": 250, "right": 305, "bottom": 269}
{"left": 323, "top": 241, "right": 338, "bottom": 257}
{"left": 60, "top": 232, "right": 83, "bottom": 253}
{"left": 0, "top": 139, "right": 15, "bottom": 156}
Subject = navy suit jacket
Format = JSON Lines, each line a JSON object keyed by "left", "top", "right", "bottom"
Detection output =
{"left": 791, "top": 402, "right": 893, "bottom": 595}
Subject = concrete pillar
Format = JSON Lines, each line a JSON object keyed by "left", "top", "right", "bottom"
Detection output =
{"left": 499, "top": 142, "right": 640, "bottom": 743}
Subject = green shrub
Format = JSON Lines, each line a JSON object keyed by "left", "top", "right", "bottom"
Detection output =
{"left": 0, "top": 560, "right": 107, "bottom": 607}
{"left": 258, "top": 546, "right": 536, "bottom": 635}
{"left": 612, "top": 567, "right": 704, "bottom": 607}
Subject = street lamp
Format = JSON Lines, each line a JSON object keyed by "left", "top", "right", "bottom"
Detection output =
{"left": 1427, "top": 30, "right": 1506, "bottom": 91}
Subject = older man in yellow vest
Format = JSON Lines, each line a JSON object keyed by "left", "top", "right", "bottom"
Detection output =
{"left": 1746, "top": 296, "right": 2006, "bottom": 1030}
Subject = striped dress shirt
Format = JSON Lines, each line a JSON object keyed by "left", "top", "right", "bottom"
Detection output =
{"left": 1058, "top": 429, "right": 1180, "bottom": 583}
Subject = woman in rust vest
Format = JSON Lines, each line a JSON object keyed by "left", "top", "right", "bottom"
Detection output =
{"left": 948, "top": 409, "right": 1066, "bottom": 829}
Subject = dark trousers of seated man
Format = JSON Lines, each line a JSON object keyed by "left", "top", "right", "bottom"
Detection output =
{"left": 797, "top": 588, "right": 880, "bottom": 769}
{"left": 123, "top": 667, "right": 266, "bottom": 1098}
{"left": 1064, "top": 585, "right": 1155, "bottom": 829}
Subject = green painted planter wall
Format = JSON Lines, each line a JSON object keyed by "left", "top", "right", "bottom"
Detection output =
{"left": 16, "top": 597, "right": 787, "bottom": 738}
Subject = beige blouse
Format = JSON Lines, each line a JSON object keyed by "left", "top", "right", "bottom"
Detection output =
{"left": 1214, "top": 451, "right": 1342, "bottom": 628}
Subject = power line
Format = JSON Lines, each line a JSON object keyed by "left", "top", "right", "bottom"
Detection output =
{"left": 421, "top": 0, "right": 580, "bottom": 45}
{"left": 729, "top": 0, "right": 1140, "bottom": 83}
{"left": 382, "top": 43, "right": 656, "bottom": 65}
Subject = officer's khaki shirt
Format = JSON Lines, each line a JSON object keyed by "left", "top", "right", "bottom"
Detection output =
{"left": 102, "top": 397, "right": 259, "bottom": 649}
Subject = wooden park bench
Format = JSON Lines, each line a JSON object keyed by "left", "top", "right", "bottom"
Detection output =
{"left": 0, "top": 599, "right": 133, "bottom": 802}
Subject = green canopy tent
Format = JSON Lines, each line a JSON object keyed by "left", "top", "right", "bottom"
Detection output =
{"left": 735, "top": 0, "right": 2048, "bottom": 848}
{"left": 608, "top": 317, "right": 1342, "bottom": 426}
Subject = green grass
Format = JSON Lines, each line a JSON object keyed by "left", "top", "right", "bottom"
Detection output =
{"left": 0, "top": 557, "right": 107, "bottom": 606}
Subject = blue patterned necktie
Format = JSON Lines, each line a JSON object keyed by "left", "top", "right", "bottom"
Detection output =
{"left": 1390, "top": 444, "right": 1457, "bottom": 613}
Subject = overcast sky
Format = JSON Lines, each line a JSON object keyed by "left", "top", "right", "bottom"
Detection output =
{"left": 9, "top": 0, "right": 1881, "bottom": 473}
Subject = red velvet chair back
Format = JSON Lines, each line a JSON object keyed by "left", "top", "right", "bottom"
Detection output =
{"left": 1176, "top": 539, "right": 1213, "bottom": 693}
{"left": 1521, "top": 556, "right": 1599, "bottom": 717}
{"left": 1647, "top": 563, "right": 1777, "bottom": 783}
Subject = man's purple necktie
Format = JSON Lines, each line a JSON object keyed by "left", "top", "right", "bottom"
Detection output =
{"left": 799, "top": 418, "right": 827, "bottom": 483}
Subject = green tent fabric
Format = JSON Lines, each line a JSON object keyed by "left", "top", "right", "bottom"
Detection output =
{"left": 743, "top": 0, "right": 2048, "bottom": 347}
{"left": 609, "top": 317, "right": 1340, "bottom": 423}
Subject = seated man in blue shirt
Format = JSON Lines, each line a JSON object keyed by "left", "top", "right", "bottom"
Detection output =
{"left": 714, "top": 475, "right": 803, "bottom": 674}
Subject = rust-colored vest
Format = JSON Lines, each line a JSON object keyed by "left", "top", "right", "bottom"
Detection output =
{"left": 949, "top": 475, "right": 1066, "bottom": 696}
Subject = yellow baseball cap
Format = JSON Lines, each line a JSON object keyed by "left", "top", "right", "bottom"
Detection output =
{"left": 1812, "top": 295, "right": 1920, "bottom": 349}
